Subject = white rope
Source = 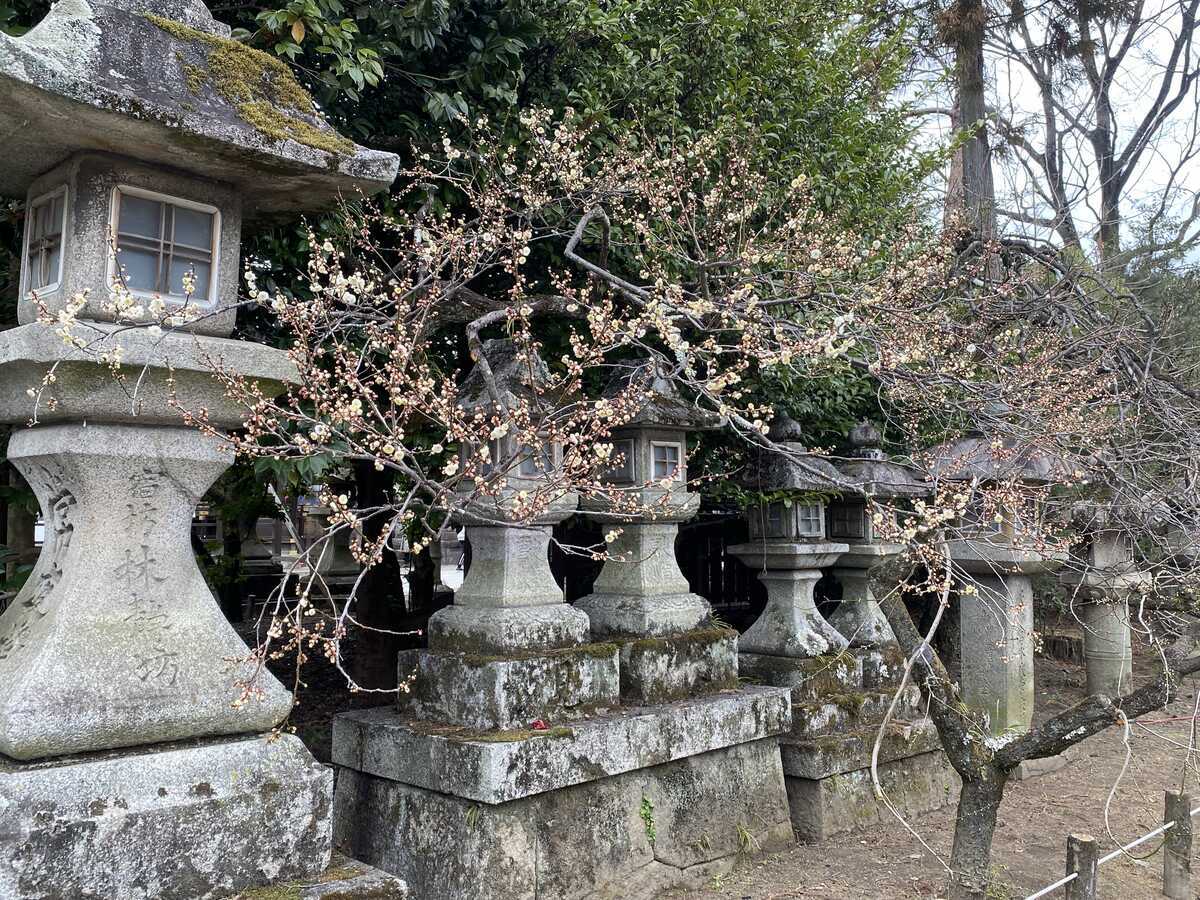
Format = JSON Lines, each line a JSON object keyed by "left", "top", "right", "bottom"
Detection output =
{"left": 1022, "top": 804, "right": 1200, "bottom": 899}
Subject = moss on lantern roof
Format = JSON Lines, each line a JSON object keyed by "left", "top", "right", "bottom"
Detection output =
{"left": 740, "top": 413, "right": 844, "bottom": 493}
{"left": 925, "top": 434, "right": 1070, "bottom": 485}
{"left": 0, "top": 0, "right": 396, "bottom": 211}
{"left": 833, "top": 421, "right": 929, "bottom": 499}
{"left": 145, "top": 14, "right": 355, "bottom": 157}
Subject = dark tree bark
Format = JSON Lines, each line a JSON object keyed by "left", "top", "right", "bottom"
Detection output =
{"left": 408, "top": 544, "right": 434, "bottom": 613}
{"left": 348, "top": 460, "right": 407, "bottom": 690}
{"left": 948, "top": 773, "right": 1008, "bottom": 900}
{"left": 941, "top": 0, "right": 996, "bottom": 243}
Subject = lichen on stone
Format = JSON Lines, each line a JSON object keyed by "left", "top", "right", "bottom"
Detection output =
{"left": 144, "top": 14, "right": 353, "bottom": 157}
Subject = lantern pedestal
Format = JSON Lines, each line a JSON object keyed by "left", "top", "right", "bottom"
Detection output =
{"left": 332, "top": 688, "right": 793, "bottom": 900}
{"left": 738, "top": 647, "right": 957, "bottom": 842}
{"left": 1060, "top": 570, "right": 1145, "bottom": 696}
{"left": 729, "top": 541, "right": 849, "bottom": 658}
{"left": 953, "top": 540, "right": 1064, "bottom": 737}
{"left": 0, "top": 326, "right": 339, "bottom": 897}
{"left": 576, "top": 499, "right": 738, "bottom": 702}
{"left": 336, "top": 441, "right": 790, "bottom": 896}
{"left": 828, "top": 545, "right": 902, "bottom": 648}
{"left": 575, "top": 520, "right": 711, "bottom": 637}
{"left": 427, "top": 522, "right": 593, "bottom": 653}
{"left": 730, "top": 539, "right": 953, "bottom": 843}
{"left": 0, "top": 734, "right": 333, "bottom": 898}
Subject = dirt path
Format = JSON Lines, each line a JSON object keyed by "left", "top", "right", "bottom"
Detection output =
{"left": 668, "top": 656, "right": 1200, "bottom": 900}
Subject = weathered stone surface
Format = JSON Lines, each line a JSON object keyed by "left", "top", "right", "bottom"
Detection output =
{"left": 397, "top": 644, "right": 620, "bottom": 731}
{"left": 778, "top": 721, "right": 944, "bottom": 781}
{"left": 0, "top": 422, "right": 293, "bottom": 760}
{"left": 17, "top": 153, "right": 248, "bottom": 335}
{"left": 859, "top": 645, "right": 908, "bottom": 691}
{"left": 334, "top": 739, "right": 792, "bottom": 900}
{"left": 1011, "top": 752, "right": 1071, "bottom": 781}
{"left": 829, "top": 547, "right": 899, "bottom": 648}
{"left": 0, "top": 0, "right": 397, "bottom": 212}
{"left": 575, "top": 521, "right": 710, "bottom": 638}
{"left": 959, "top": 571, "right": 1036, "bottom": 737}
{"left": 235, "top": 854, "right": 409, "bottom": 899}
{"left": 1079, "top": 599, "right": 1134, "bottom": 696}
{"left": 0, "top": 323, "right": 297, "bottom": 428}
{"left": 333, "top": 686, "right": 791, "bottom": 805}
{"left": 728, "top": 542, "right": 849, "bottom": 658}
{"left": 428, "top": 524, "right": 591, "bottom": 653}
{"left": 738, "top": 651, "right": 861, "bottom": 700}
{"left": 0, "top": 734, "right": 332, "bottom": 900}
{"left": 614, "top": 627, "right": 738, "bottom": 703}
{"left": 790, "top": 686, "right": 924, "bottom": 738}
{"left": 786, "top": 749, "right": 958, "bottom": 843}
{"left": 427, "top": 604, "right": 592, "bottom": 654}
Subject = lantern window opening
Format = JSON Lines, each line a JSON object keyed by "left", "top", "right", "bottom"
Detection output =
{"left": 650, "top": 441, "right": 682, "bottom": 481}
{"left": 109, "top": 186, "right": 219, "bottom": 306}
{"left": 608, "top": 438, "right": 636, "bottom": 482}
{"left": 796, "top": 502, "right": 825, "bottom": 538}
{"left": 22, "top": 185, "right": 67, "bottom": 296}
{"left": 518, "top": 442, "right": 554, "bottom": 476}
{"left": 765, "top": 501, "right": 786, "bottom": 537}
{"left": 829, "top": 501, "right": 867, "bottom": 540}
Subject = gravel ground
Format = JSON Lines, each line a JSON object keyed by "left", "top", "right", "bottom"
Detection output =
{"left": 668, "top": 654, "right": 1200, "bottom": 900}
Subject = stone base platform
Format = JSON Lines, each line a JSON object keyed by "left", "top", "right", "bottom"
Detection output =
{"left": 613, "top": 626, "right": 739, "bottom": 704}
{"left": 397, "top": 643, "right": 620, "bottom": 731}
{"left": 332, "top": 687, "right": 794, "bottom": 899}
{"left": 740, "top": 649, "right": 958, "bottom": 843}
{"left": 0, "top": 734, "right": 332, "bottom": 900}
{"left": 234, "top": 854, "right": 408, "bottom": 899}
{"left": 784, "top": 745, "right": 958, "bottom": 842}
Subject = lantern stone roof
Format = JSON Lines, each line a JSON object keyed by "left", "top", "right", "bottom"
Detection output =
{"left": 925, "top": 433, "right": 1069, "bottom": 485}
{"left": 0, "top": 0, "right": 398, "bottom": 212}
{"left": 458, "top": 339, "right": 558, "bottom": 415}
{"left": 833, "top": 421, "right": 928, "bottom": 499}
{"left": 741, "top": 413, "right": 843, "bottom": 493}
{"left": 603, "top": 360, "right": 722, "bottom": 431}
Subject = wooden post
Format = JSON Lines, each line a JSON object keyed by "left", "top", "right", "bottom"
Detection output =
{"left": 1163, "top": 790, "right": 1192, "bottom": 899}
{"left": 1065, "top": 833, "right": 1098, "bottom": 900}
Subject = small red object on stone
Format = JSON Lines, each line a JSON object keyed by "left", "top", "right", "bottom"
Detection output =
{"left": 529, "top": 719, "right": 549, "bottom": 731}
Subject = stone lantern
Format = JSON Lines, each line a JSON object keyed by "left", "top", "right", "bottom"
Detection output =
{"left": 729, "top": 414, "right": 850, "bottom": 659}
{"left": 425, "top": 338, "right": 592, "bottom": 657}
{"left": 574, "top": 361, "right": 736, "bottom": 699}
{"left": 331, "top": 347, "right": 795, "bottom": 897}
{"left": 729, "top": 416, "right": 956, "bottom": 842}
{"left": 826, "top": 421, "right": 929, "bottom": 648}
{"left": 928, "top": 433, "right": 1067, "bottom": 737}
{"left": 1059, "top": 502, "right": 1148, "bottom": 696}
{"left": 0, "top": 2, "right": 397, "bottom": 896}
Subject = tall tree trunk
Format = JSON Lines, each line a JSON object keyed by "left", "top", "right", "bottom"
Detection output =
{"left": 348, "top": 461, "right": 406, "bottom": 691}
{"left": 942, "top": 0, "right": 997, "bottom": 243}
{"left": 948, "top": 770, "right": 1008, "bottom": 900}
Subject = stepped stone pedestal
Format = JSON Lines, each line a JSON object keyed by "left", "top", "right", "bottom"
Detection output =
{"left": 744, "top": 649, "right": 958, "bottom": 841}
{"left": 333, "top": 344, "right": 792, "bottom": 899}
{"left": 0, "top": 327, "right": 336, "bottom": 898}
{"left": 576, "top": 494, "right": 739, "bottom": 704}
{"left": 728, "top": 414, "right": 955, "bottom": 843}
